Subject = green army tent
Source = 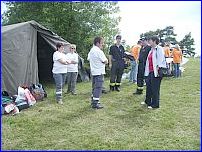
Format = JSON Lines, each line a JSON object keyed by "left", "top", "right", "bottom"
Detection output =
{"left": 2, "top": 20, "right": 89, "bottom": 95}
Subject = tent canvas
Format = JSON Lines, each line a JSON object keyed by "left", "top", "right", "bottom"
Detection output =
{"left": 2, "top": 20, "right": 81, "bottom": 95}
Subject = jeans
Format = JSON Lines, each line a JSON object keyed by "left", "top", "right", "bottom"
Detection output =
{"left": 129, "top": 60, "right": 138, "bottom": 82}
{"left": 174, "top": 63, "right": 180, "bottom": 77}
{"left": 53, "top": 73, "right": 67, "bottom": 101}
{"left": 66, "top": 72, "right": 78, "bottom": 93}
{"left": 92, "top": 75, "right": 104, "bottom": 101}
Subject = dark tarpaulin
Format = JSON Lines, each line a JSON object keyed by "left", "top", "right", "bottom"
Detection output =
{"left": 2, "top": 20, "right": 71, "bottom": 95}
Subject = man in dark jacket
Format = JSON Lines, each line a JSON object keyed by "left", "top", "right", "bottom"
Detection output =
{"left": 134, "top": 37, "right": 151, "bottom": 94}
{"left": 109, "top": 35, "right": 126, "bottom": 92}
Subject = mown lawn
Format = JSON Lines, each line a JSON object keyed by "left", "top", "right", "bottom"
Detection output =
{"left": 2, "top": 58, "right": 200, "bottom": 150}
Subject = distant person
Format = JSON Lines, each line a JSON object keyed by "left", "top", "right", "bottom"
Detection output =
{"left": 129, "top": 40, "right": 142, "bottom": 83}
{"left": 163, "top": 43, "right": 172, "bottom": 75}
{"left": 109, "top": 35, "right": 126, "bottom": 92}
{"left": 133, "top": 37, "right": 151, "bottom": 95}
{"left": 66, "top": 44, "right": 79, "bottom": 95}
{"left": 52, "top": 43, "right": 70, "bottom": 104}
{"left": 87, "top": 37, "right": 108, "bottom": 109}
{"left": 142, "top": 36, "right": 167, "bottom": 109}
{"left": 172, "top": 44, "right": 182, "bottom": 78}
{"left": 164, "top": 43, "right": 171, "bottom": 58}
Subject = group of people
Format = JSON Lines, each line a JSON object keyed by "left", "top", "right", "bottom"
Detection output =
{"left": 52, "top": 34, "right": 183, "bottom": 110}
{"left": 130, "top": 40, "right": 183, "bottom": 86}
{"left": 52, "top": 43, "right": 78, "bottom": 104}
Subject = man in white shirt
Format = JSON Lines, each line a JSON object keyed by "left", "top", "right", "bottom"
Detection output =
{"left": 87, "top": 37, "right": 108, "bottom": 109}
{"left": 66, "top": 44, "right": 79, "bottom": 95}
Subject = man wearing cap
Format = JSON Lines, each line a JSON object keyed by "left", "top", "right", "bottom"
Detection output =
{"left": 134, "top": 37, "right": 151, "bottom": 95}
{"left": 109, "top": 35, "right": 126, "bottom": 92}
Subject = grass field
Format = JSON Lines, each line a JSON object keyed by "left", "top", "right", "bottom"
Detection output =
{"left": 2, "top": 58, "right": 200, "bottom": 150}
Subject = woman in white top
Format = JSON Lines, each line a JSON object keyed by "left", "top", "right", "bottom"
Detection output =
{"left": 142, "top": 36, "right": 167, "bottom": 109}
{"left": 65, "top": 44, "right": 79, "bottom": 95}
{"left": 52, "top": 43, "right": 70, "bottom": 104}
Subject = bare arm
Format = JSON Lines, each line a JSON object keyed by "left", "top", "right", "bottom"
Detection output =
{"left": 58, "top": 59, "right": 70, "bottom": 65}
{"left": 102, "top": 59, "right": 108, "bottom": 64}
{"left": 108, "top": 55, "right": 112, "bottom": 68}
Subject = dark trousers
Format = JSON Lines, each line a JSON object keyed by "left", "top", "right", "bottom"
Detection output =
{"left": 110, "top": 62, "right": 124, "bottom": 86}
{"left": 137, "top": 62, "right": 145, "bottom": 88}
{"left": 145, "top": 72, "right": 162, "bottom": 108}
{"left": 92, "top": 75, "right": 104, "bottom": 101}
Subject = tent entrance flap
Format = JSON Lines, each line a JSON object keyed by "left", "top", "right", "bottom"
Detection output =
{"left": 37, "top": 33, "right": 54, "bottom": 82}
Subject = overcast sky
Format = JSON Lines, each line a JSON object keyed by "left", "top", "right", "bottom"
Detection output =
{"left": 118, "top": 1, "right": 201, "bottom": 55}
{"left": 1, "top": 1, "right": 201, "bottom": 55}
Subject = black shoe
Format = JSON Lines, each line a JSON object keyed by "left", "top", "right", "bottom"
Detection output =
{"left": 65, "top": 91, "right": 71, "bottom": 94}
{"left": 133, "top": 92, "right": 142, "bottom": 95}
{"left": 91, "top": 100, "right": 103, "bottom": 109}
{"left": 92, "top": 104, "right": 104, "bottom": 109}
{"left": 71, "top": 92, "right": 77, "bottom": 95}
{"left": 110, "top": 86, "right": 115, "bottom": 91}
{"left": 115, "top": 86, "right": 120, "bottom": 92}
{"left": 133, "top": 89, "right": 143, "bottom": 95}
{"left": 96, "top": 103, "right": 104, "bottom": 109}
{"left": 102, "top": 89, "right": 108, "bottom": 94}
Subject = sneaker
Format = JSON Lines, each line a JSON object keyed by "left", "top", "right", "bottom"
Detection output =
{"left": 71, "top": 92, "right": 77, "bottom": 95}
{"left": 92, "top": 103, "right": 103, "bottom": 109}
{"left": 148, "top": 106, "right": 153, "bottom": 109}
{"left": 140, "top": 101, "right": 146, "bottom": 105}
{"left": 133, "top": 90, "right": 143, "bottom": 95}
{"left": 58, "top": 99, "right": 63, "bottom": 104}
{"left": 65, "top": 91, "right": 71, "bottom": 94}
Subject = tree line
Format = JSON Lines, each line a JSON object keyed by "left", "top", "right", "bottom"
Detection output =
{"left": 2, "top": 2, "right": 121, "bottom": 60}
{"left": 140, "top": 26, "right": 195, "bottom": 56}
{"left": 2, "top": 2, "right": 196, "bottom": 57}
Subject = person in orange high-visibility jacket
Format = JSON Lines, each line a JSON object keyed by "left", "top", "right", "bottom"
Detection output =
{"left": 129, "top": 40, "right": 142, "bottom": 83}
{"left": 164, "top": 44, "right": 171, "bottom": 58}
{"left": 163, "top": 43, "right": 172, "bottom": 75}
{"left": 172, "top": 44, "right": 182, "bottom": 78}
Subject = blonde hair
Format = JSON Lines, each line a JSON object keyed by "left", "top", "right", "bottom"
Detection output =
{"left": 71, "top": 44, "right": 76, "bottom": 49}
{"left": 175, "top": 44, "right": 180, "bottom": 50}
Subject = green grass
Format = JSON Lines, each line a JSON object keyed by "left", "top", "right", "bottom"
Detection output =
{"left": 2, "top": 58, "right": 200, "bottom": 150}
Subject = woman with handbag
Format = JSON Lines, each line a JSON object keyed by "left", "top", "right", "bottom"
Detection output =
{"left": 141, "top": 36, "right": 167, "bottom": 109}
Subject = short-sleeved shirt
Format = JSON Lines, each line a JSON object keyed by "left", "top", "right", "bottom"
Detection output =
{"left": 87, "top": 45, "right": 108, "bottom": 76}
{"left": 172, "top": 48, "right": 182, "bottom": 63}
{"left": 109, "top": 44, "right": 125, "bottom": 66}
{"left": 52, "top": 51, "right": 68, "bottom": 74}
{"left": 66, "top": 52, "right": 79, "bottom": 72}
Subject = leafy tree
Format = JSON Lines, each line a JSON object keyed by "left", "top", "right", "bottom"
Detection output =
{"left": 179, "top": 32, "right": 195, "bottom": 56}
{"left": 140, "top": 26, "right": 177, "bottom": 43}
{"left": 2, "top": 2, "right": 120, "bottom": 60}
{"left": 163, "top": 26, "right": 177, "bottom": 43}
